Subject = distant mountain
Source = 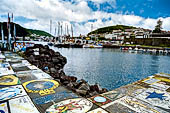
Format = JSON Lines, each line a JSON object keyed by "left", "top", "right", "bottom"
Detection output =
{"left": 0, "top": 22, "right": 53, "bottom": 37}
{"left": 88, "top": 25, "right": 137, "bottom": 35}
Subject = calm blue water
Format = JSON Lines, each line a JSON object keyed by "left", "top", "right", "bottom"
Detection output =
{"left": 51, "top": 47, "right": 170, "bottom": 91}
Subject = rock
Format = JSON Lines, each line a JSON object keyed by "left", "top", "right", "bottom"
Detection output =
{"left": 90, "top": 84, "right": 100, "bottom": 93}
{"left": 88, "top": 91, "right": 99, "bottom": 97}
{"left": 76, "top": 89, "right": 87, "bottom": 96}
{"left": 78, "top": 83, "right": 90, "bottom": 91}
{"left": 23, "top": 44, "right": 109, "bottom": 98}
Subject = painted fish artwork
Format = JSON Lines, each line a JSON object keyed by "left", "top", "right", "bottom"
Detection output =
{"left": 0, "top": 85, "right": 27, "bottom": 101}
{"left": 46, "top": 98, "right": 93, "bottom": 113}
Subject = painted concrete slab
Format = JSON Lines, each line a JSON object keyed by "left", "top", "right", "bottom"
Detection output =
{"left": 0, "top": 66, "right": 15, "bottom": 76}
{"left": 88, "top": 95, "right": 112, "bottom": 107}
{"left": 0, "top": 75, "right": 20, "bottom": 88}
{"left": 87, "top": 108, "right": 108, "bottom": 113}
{"left": 9, "top": 95, "right": 40, "bottom": 113}
{"left": 0, "top": 85, "right": 27, "bottom": 102}
{"left": 0, "top": 101, "right": 10, "bottom": 113}
{"left": 45, "top": 98, "right": 93, "bottom": 113}
{"left": 16, "top": 70, "right": 38, "bottom": 83}
{"left": 100, "top": 90, "right": 124, "bottom": 102}
{"left": 22, "top": 79, "right": 98, "bottom": 112}
{"left": 27, "top": 65, "right": 39, "bottom": 70}
{"left": 31, "top": 69, "right": 53, "bottom": 79}
{"left": 12, "top": 65, "right": 31, "bottom": 72}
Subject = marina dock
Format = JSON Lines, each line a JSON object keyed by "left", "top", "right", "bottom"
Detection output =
{"left": 0, "top": 51, "right": 170, "bottom": 113}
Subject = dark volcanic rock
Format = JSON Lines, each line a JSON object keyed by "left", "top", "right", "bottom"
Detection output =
{"left": 24, "top": 44, "right": 108, "bottom": 98}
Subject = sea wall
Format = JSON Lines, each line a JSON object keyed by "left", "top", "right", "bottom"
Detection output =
{"left": 24, "top": 44, "right": 108, "bottom": 97}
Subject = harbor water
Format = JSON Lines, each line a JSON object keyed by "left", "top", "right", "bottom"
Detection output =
{"left": 50, "top": 47, "right": 170, "bottom": 91}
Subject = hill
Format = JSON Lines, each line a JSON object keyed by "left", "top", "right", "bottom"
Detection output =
{"left": 0, "top": 22, "right": 53, "bottom": 37}
{"left": 27, "top": 29, "right": 52, "bottom": 37}
{"left": 88, "top": 25, "right": 136, "bottom": 35}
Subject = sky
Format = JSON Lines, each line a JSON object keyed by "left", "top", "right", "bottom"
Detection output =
{"left": 0, "top": 0, "right": 170, "bottom": 36}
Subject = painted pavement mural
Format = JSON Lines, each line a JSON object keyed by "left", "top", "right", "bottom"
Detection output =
{"left": 46, "top": 98, "right": 93, "bottom": 113}
{"left": 0, "top": 75, "right": 20, "bottom": 87}
{"left": 0, "top": 85, "right": 27, "bottom": 101}
{"left": 23, "top": 79, "right": 60, "bottom": 96}
{"left": 87, "top": 108, "right": 108, "bottom": 113}
{"left": 88, "top": 95, "right": 112, "bottom": 107}
{"left": 1, "top": 51, "right": 170, "bottom": 113}
{"left": 0, "top": 102, "right": 9, "bottom": 113}
{"left": 9, "top": 96, "right": 40, "bottom": 113}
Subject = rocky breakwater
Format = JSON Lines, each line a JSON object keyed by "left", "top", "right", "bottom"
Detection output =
{"left": 24, "top": 44, "right": 108, "bottom": 97}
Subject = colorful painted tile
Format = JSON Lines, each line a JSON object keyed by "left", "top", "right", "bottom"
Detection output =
{"left": 142, "top": 78, "right": 160, "bottom": 84}
{"left": 101, "top": 90, "right": 124, "bottom": 101}
{"left": 31, "top": 70, "right": 52, "bottom": 79}
{"left": 0, "top": 75, "right": 20, "bottom": 86}
{"left": 87, "top": 108, "right": 108, "bottom": 113}
{"left": 16, "top": 71, "right": 37, "bottom": 83}
{"left": 0, "top": 85, "right": 27, "bottom": 101}
{"left": 0, "top": 67, "right": 15, "bottom": 76}
{"left": 149, "top": 82, "right": 170, "bottom": 91}
{"left": 153, "top": 76, "right": 170, "bottom": 83}
{"left": 110, "top": 96, "right": 168, "bottom": 113}
{"left": 27, "top": 65, "right": 39, "bottom": 70}
{"left": 103, "top": 101, "right": 137, "bottom": 113}
{"left": 30, "top": 87, "right": 84, "bottom": 113}
{"left": 46, "top": 98, "right": 93, "bottom": 113}
{"left": 134, "top": 88, "right": 170, "bottom": 111}
{"left": 88, "top": 95, "right": 112, "bottom": 107}
{"left": 155, "top": 73, "right": 170, "bottom": 78}
{"left": 33, "top": 90, "right": 79, "bottom": 105}
{"left": 9, "top": 96, "right": 40, "bottom": 113}
{"left": 12, "top": 66, "right": 31, "bottom": 72}
{"left": 0, "top": 101, "right": 9, "bottom": 113}
{"left": 115, "top": 84, "right": 145, "bottom": 97}
{"left": 23, "top": 79, "right": 60, "bottom": 96}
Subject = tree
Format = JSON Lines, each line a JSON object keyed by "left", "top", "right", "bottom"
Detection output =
{"left": 153, "top": 19, "right": 163, "bottom": 33}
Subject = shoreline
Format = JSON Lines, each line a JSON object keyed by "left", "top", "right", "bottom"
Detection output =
{"left": 23, "top": 44, "right": 108, "bottom": 97}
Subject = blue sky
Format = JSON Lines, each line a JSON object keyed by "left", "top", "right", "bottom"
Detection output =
{"left": 0, "top": 0, "right": 170, "bottom": 36}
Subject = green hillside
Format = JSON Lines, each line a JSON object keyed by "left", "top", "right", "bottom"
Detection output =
{"left": 27, "top": 29, "right": 53, "bottom": 37}
{"left": 88, "top": 25, "right": 136, "bottom": 35}
{"left": 0, "top": 22, "right": 53, "bottom": 37}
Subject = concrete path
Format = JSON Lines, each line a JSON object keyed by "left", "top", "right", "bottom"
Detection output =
{"left": 0, "top": 51, "right": 170, "bottom": 113}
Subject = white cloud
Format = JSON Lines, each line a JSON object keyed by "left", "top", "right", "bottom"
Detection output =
{"left": 0, "top": 0, "right": 170, "bottom": 36}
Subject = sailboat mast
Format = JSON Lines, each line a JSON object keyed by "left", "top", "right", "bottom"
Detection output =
{"left": 1, "top": 24, "right": 5, "bottom": 48}
{"left": 50, "top": 20, "right": 52, "bottom": 34}
{"left": 71, "top": 24, "right": 73, "bottom": 39}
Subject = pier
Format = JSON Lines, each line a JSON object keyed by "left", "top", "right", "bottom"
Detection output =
{"left": 0, "top": 50, "right": 170, "bottom": 113}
